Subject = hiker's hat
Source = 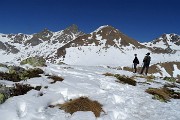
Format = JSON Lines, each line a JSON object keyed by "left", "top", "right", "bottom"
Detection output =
{"left": 146, "top": 52, "right": 150, "bottom": 55}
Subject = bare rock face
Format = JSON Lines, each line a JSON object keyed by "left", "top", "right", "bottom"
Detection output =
{"left": 149, "top": 33, "right": 180, "bottom": 53}
{"left": 7, "top": 33, "right": 30, "bottom": 44}
{"left": 0, "top": 41, "right": 7, "bottom": 50}
{"left": 24, "top": 28, "right": 53, "bottom": 46}
{"left": 0, "top": 41, "right": 19, "bottom": 54}
{"left": 52, "top": 24, "right": 84, "bottom": 44}
{"left": 0, "top": 85, "right": 12, "bottom": 104}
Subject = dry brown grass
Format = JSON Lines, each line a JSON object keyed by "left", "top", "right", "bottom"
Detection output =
{"left": 115, "top": 74, "right": 136, "bottom": 86}
{"left": 58, "top": 97, "right": 103, "bottom": 117}
{"left": 123, "top": 67, "right": 133, "bottom": 72}
{"left": 48, "top": 75, "right": 64, "bottom": 83}
{"left": 146, "top": 88, "right": 170, "bottom": 102}
{"left": 146, "top": 86, "right": 180, "bottom": 102}
{"left": 102, "top": 72, "right": 114, "bottom": 76}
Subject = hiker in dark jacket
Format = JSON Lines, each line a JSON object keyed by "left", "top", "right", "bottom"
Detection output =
{"left": 140, "top": 52, "right": 151, "bottom": 75}
{"left": 133, "top": 54, "right": 139, "bottom": 73}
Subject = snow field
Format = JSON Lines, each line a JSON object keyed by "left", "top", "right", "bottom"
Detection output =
{"left": 0, "top": 64, "right": 179, "bottom": 120}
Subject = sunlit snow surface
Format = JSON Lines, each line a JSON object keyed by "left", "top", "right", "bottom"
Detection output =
{"left": 0, "top": 64, "right": 179, "bottom": 120}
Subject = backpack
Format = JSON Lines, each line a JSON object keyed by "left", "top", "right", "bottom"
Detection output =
{"left": 143, "top": 56, "right": 151, "bottom": 64}
{"left": 133, "top": 57, "right": 139, "bottom": 64}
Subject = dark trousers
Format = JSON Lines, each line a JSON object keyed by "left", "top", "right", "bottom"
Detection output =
{"left": 140, "top": 64, "right": 149, "bottom": 75}
{"left": 133, "top": 63, "right": 137, "bottom": 73}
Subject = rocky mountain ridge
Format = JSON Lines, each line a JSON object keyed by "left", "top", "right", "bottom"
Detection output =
{"left": 0, "top": 25, "right": 180, "bottom": 79}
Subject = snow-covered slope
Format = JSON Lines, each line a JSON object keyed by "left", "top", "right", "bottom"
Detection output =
{"left": 0, "top": 64, "right": 179, "bottom": 120}
{"left": 56, "top": 25, "right": 147, "bottom": 66}
{"left": 56, "top": 26, "right": 180, "bottom": 66}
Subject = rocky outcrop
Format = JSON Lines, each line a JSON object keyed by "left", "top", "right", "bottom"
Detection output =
{"left": 20, "top": 56, "right": 46, "bottom": 67}
{"left": 0, "top": 85, "right": 12, "bottom": 104}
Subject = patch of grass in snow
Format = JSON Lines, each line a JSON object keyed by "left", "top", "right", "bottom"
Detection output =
{"left": 146, "top": 75, "right": 155, "bottom": 82}
{"left": 48, "top": 75, "right": 64, "bottom": 83}
{"left": 57, "top": 97, "right": 104, "bottom": 117}
{"left": 102, "top": 72, "right": 114, "bottom": 76}
{"left": 163, "top": 77, "right": 176, "bottom": 82}
{"left": 11, "top": 83, "right": 41, "bottom": 96}
{"left": 134, "top": 74, "right": 155, "bottom": 83}
{"left": 114, "top": 74, "right": 136, "bottom": 86}
{"left": 146, "top": 87, "right": 170, "bottom": 102}
{"left": 146, "top": 86, "right": 180, "bottom": 102}
{"left": 103, "top": 73, "right": 136, "bottom": 86}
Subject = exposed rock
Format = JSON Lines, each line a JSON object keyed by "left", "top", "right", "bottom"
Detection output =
{"left": 52, "top": 24, "right": 84, "bottom": 44}
{"left": 0, "top": 41, "right": 7, "bottom": 50}
{"left": 20, "top": 56, "right": 46, "bottom": 67}
{"left": 7, "top": 33, "right": 29, "bottom": 44}
{"left": 0, "top": 93, "right": 5, "bottom": 104}
{"left": 0, "top": 63, "right": 8, "bottom": 68}
{"left": 0, "top": 85, "right": 12, "bottom": 104}
{"left": 24, "top": 37, "right": 42, "bottom": 46}
{"left": 0, "top": 66, "right": 44, "bottom": 82}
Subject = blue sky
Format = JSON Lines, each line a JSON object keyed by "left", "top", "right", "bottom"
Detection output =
{"left": 0, "top": 0, "right": 179, "bottom": 42}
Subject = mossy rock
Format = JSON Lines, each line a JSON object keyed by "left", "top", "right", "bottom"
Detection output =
{"left": 163, "top": 77, "right": 176, "bottom": 82}
{"left": 0, "top": 67, "right": 44, "bottom": 82}
{"left": 0, "top": 85, "right": 12, "bottom": 104}
{"left": 8, "top": 66, "right": 26, "bottom": 75}
{"left": 0, "top": 93, "right": 5, "bottom": 104}
{"left": 0, "top": 63, "right": 7, "bottom": 68}
{"left": 114, "top": 74, "right": 136, "bottom": 86}
{"left": 20, "top": 56, "right": 46, "bottom": 67}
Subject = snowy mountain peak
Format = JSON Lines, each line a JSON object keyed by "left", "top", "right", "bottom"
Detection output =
{"left": 64, "top": 24, "right": 80, "bottom": 34}
{"left": 57, "top": 25, "right": 146, "bottom": 65}
{"left": 151, "top": 33, "right": 180, "bottom": 51}
{"left": 39, "top": 28, "right": 52, "bottom": 34}
{"left": 153, "top": 33, "right": 180, "bottom": 44}
{"left": 94, "top": 25, "right": 110, "bottom": 32}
